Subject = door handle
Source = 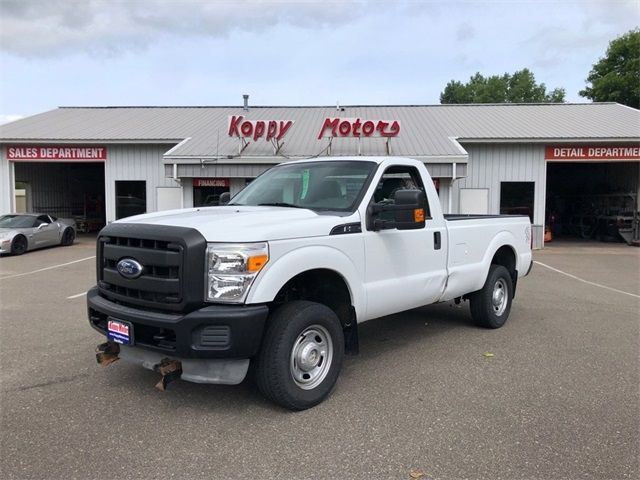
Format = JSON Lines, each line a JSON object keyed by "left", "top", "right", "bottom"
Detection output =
{"left": 434, "top": 231, "right": 441, "bottom": 250}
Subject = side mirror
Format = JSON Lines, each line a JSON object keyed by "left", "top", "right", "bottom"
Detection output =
{"left": 393, "top": 189, "right": 427, "bottom": 230}
{"left": 368, "top": 189, "right": 427, "bottom": 231}
{"left": 218, "top": 192, "right": 231, "bottom": 206}
{"left": 37, "top": 223, "right": 47, "bottom": 230}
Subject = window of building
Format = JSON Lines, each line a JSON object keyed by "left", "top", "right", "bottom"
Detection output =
{"left": 193, "top": 178, "right": 230, "bottom": 207}
{"left": 500, "top": 181, "right": 534, "bottom": 222}
{"left": 116, "top": 181, "right": 146, "bottom": 220}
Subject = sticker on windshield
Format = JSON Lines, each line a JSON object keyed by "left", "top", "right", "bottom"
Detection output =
{"left": 301, "top": 169, "right": 310, "bottom": 199}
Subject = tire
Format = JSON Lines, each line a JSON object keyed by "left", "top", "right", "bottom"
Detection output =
{"left": 61, "top": 228, "right": 75, "bottom": 246}
{"left": 10, "top": 235, "right": 28, "bottom": 255}
{"left": 469, "top": 264, "right": 513, "bottom": 329}
{"left": 256, "top": 301, "right": 345, "bottom": 411}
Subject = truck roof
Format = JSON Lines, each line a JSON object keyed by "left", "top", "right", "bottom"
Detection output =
{"left": 281, "top": 156, "right": 416, "bottom": 166}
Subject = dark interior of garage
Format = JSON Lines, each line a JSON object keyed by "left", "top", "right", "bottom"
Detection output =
{"left": 546, "top": 162, "right": 639, "bottom": 243}
{"left": 14, "top": 162, "right": 106, "bottom": 232}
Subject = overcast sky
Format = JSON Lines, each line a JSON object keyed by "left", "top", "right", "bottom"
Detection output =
{"left": 0, "top": 0, "right": 638, "bottom": 124}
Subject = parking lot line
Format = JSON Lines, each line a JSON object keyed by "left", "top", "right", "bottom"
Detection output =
{"left": 67, "top": 291, "right": 88, "bottom": 300}
{"left": 0, "top": 256, "right": 96, "bottom": 281}
{"left": 533, "top": 260, "right": 640, "bottom": 299}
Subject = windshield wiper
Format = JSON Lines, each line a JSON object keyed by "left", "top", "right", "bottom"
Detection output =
{"left": 258, "top": 202, "right": 306, "bottom": 209}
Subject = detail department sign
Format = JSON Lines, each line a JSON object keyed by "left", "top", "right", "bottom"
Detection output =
{"left": 545, "top": 145, "right": 640, "bottom": 161}
{"left": 6, "top": 145, "right": 107, "bottom": 161}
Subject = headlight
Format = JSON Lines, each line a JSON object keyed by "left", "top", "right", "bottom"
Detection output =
{"left": 205, "top": 243, "right": 269, "bottom": 303}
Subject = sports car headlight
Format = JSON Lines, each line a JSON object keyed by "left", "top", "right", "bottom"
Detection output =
{"left": 205, "top": 243, "right": 269, "bottom": 303}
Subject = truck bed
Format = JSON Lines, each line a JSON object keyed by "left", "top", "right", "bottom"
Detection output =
{"left": 440, "top": 214, "right": 532, "bottom": 302}
{"left": 444, "top": 214, "right": 529, "bottom": 221}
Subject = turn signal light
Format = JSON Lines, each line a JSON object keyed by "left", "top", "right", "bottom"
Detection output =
{"left": 247, "top": 254, "right": 269, "bottom": 272}
{"left": 414, "top": 208, "right": 425, "bottom": 222}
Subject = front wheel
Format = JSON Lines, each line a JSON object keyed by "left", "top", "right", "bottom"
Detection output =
{"left": 11, "top": 235, "right": 28, "bottom": 255}
{"left": 469, "top": 264, "right": 513, "bottom": 329}
{"left": 256, "top": 301, "right": 345, "bottom": 410}
{"left": 61, "top": 228, "right": 75, "bottom": 246}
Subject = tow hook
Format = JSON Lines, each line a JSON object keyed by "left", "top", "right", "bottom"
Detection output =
{"left": 154, "top": 358, "right": 182, "bottom": 391}
{"left": 96, "top": 341, "right": 120, "bottom": 366}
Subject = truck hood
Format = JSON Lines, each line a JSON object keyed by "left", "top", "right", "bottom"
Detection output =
{"left": 116, "top": 206, "right": 357, "bottom": 242}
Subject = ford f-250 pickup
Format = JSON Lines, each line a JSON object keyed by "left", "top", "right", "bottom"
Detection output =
{"left": 88, "top": 156, "right": 532, "bottom": 410}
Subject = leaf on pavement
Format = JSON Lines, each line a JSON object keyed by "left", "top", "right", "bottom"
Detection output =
{"left": 409, "top": 468, "right": 426, "bottom": 479}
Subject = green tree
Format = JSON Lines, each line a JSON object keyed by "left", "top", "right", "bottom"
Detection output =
{"left": 440, "top": 68, "right": 565, "bottom": 104}
{"left": 580, "top": 29, "right": 640, "bottom": 108}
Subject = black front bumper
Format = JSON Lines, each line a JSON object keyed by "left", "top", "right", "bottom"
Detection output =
{"left": 87, "top": 287, "right": 269, "bottom": 359}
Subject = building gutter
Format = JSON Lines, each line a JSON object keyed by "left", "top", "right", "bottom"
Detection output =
{"left": 0, "top": 138, "right": 185, "bottom": 145}
{"left": 457, "top": 137, "right": 640, "bottom": 144}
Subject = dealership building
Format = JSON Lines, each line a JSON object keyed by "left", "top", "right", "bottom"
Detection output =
{"left": 1, "top": 101, "right": 638, "bottom": 247}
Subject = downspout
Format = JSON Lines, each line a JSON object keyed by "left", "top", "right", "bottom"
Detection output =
{"left": 448, "top": 162, "right": 457, "bottom": 214}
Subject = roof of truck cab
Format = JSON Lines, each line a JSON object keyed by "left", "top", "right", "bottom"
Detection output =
{"left": 1, "top": 103, "right": 638, "bottom": 159}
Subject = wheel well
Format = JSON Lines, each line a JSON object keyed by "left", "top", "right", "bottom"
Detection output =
{"left": 271, "top": 269, "right": 359, "bottom": 354}
{"left": 491, "top": 245, "right": 518, "bottom": 292}
{"left": 13, "top": 234, "right": 27, "bottom": 244}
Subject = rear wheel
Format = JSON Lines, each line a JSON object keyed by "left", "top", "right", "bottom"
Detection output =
{"left": 11, "top": 235, "right": 28, "bottom": 255}
{"left": 469, "top": 264, "right": 513, "bottom": 329}
{"left": 256, "top": 301, "right": 344, "bottom": 411}
{"left": 61, "top": 228, "right": 75, "bottom": 246}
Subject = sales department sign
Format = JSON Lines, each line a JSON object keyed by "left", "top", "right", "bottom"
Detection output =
{"left": 6, "top": 145, "right": 107, "bottom": 162}
{"left": 545, "top": 145, "right": 640, "bottom": 161}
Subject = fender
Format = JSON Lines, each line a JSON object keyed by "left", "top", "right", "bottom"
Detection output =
{"left": 246, "top": 244, "right": 366, "bottom": 321}
{"left": 441, "top": 230, "right": 520, "bottom": 301}
{"left": 477, "top": 230, "right": 520, "bottom": 288}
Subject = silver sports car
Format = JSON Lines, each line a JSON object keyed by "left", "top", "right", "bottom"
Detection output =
{"left": 0, "top": 213, "right": 77, "bottom": 255}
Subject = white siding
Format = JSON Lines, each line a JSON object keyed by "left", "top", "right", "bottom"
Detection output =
{"left": 105, "top": 145, "right": 179, "bottom": 223}
{"left": 452, "top": 144, "right": 547, "bottom": 246}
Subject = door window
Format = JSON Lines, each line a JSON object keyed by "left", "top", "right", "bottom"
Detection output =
{"left": 370, "top": 166, "right": 431, "bottom": 225}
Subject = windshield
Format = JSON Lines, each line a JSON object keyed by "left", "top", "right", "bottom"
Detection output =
{"left": 0, "top": 215, "right": 37, "bottom": 228}
{"left": 230, "top": 161, "right": 377, "bottom": 211}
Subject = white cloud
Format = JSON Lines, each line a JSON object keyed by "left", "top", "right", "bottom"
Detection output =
{"left": 0, "top": 0, "right": 369, "bottom": 57}
{"left": 0, "top": 114, "right": 25, "bottom": 125}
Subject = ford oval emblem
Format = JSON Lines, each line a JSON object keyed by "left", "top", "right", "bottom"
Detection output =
{"left": 116, "top": 258, "right": 144, "bottom": 279}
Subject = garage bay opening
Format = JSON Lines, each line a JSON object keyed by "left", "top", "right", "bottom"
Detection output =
{"left": 14, "top": 162, "right": 106, "bottom": 233}
{"left": 546, "top": 162, "right": 639, "bottom": 244}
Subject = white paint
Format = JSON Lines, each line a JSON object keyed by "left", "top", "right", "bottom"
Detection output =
{"left": 459, "top": 188, "right": 489, "bottom": 214}
{"left": 534, "top": 260, "right": 640, "bottom": 299}
{"left": 0, "top": 256, "right": 95, "bottom": 280}
{"left": 156, "top": 186, "right": 183, "bottom": 211}
{"left": 67, "top": 291, "right": 87, "bottom": 299}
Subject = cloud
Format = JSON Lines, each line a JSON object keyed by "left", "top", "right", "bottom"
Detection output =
{"left": 521, "top": 0, "right": 638, "bottom": 70}
{"left": 0, "top": 0, "right": 369, "bottom": 57}
{"left": 456, "top": 22, "right": 475, "bottom": 42}
{"left": 0, "top": 114, "right": 24, "bottom": 125}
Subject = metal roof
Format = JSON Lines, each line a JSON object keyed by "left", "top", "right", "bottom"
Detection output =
{"left": 1, "top": 103, "right": 638, "bottom": 159}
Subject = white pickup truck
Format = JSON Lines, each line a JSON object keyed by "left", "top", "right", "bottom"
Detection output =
{"left": 88, "top": 156, "right": 532, "bottom": 410}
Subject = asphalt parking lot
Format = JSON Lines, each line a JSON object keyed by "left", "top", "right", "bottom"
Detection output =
{"left": 1, "top": 237, "right": 638, "bottom": 480}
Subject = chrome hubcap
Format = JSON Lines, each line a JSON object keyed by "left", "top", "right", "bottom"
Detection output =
{"left": 290, "top": 325, "right": 333, "bottom": 390}
{"left": 492, "top": 279, "right": 508, "bottom": 316}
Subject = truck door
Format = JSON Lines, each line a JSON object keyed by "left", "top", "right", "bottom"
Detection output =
{"left": 362, "top": 165, "right": 448, "bottom": 319}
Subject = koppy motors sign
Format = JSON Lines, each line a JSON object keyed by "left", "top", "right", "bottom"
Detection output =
{"left": 228, "top": 115, "right": 402, "bottom": 142}
{"left": 317, "top": 118, "right": 401, "bottom": 139}
{"left": 228, "top": 116, "right": 294, "bottom": 142}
